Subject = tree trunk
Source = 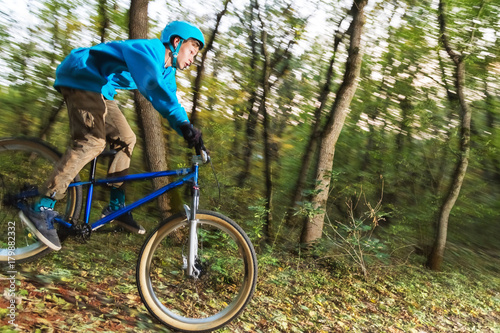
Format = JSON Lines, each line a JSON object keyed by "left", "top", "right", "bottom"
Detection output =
{"left": 286, "top": 25, "right": 344, "bottom": 225}
{"left": 431, "top": 47, "right": 458, "bottom": 195}
{"left": 301, "top": 0, "right": 367, "bottom": 244}
{"left": 427, "top": 61, "right": 470, "bottom": 270}
{"left": 237, "top": 92, "right": 259, "bottom": 187}
{"left": 427, "top": 0, "right": 472, "bottom": 270}
{"left": 129, "top": 0, "right": 172, "bottom": 219}
{"left": 260, "top": 30, "right": 273, "bottom": 239}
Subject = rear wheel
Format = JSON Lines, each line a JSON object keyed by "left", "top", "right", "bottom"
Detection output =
{"left": 0, "top": 138, "right": 82, "bottom": 264}
{"left": 137, "top": 210, "right": 257, "bottom": 332}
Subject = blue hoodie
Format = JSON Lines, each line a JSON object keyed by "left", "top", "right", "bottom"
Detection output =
{"left": 54, "top": 39, "right": 188, "bottom": 134}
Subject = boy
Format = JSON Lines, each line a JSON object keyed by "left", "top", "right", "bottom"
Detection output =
{"left": 20, "top": 21, "right": 205, "bottom": 250}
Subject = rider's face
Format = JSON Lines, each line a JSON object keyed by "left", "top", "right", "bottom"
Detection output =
{"left": 174, "top": 38, "right": 200, "bottom": 70}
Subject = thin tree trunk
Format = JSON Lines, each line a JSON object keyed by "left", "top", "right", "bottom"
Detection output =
{"left": 427, "top": 0, "right": 475, "bottom": 270}
{"left": 256, "top": 2, "right": 298, "bottom": 237}
{"left": 427, "top": 59, "right": 470, "bottom": 270}
{"left": 432, "top": 47, "right": 458, "bottom": 194}
{"left": 190, "top": 0, "right": 231, "bottom": 126}
{"left": 301, "top": 0, "right": 367, "bottom": 244}
{"left": 238, "top": 0, "right": 261, "bottom": 187}
{"left": 97, "top": 0, "right": 110, "bottom": 44}
{"left": 260, "top": 29, "right": 273, "bottom": 239}
{"left": 129, "top": 0, "right": 172, "bottom": 219}
{"left": 484, "top": 88, "right": 500, "bottom": 184}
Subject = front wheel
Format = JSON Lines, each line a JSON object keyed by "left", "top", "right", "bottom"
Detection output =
{"left": 137, "top": 210, "right": 258, "bottom": 332}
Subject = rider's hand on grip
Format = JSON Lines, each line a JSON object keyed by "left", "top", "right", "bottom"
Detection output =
{"left": 195, "top": 138, "right": 210, "bottom": 164}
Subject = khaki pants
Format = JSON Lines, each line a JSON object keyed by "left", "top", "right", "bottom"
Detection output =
{"left": 45, "top": 88, "right": 136, "bottom": 200}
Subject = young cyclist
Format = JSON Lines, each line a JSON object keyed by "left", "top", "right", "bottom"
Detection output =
{"left": 20, "top": 21, "right": 205, "bottom": 250}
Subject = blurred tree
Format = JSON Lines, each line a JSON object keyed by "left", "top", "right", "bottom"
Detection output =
{"left": 236, "top": 0, "right": 264, "bottom": 187}
{"left": 235, "top": 0, "right": 306, "bottom": 238}
{"left": 129, "top": 0, "right": 173, "bottom": 219}
{"left": 301, "top": 0, "right": 368, "bottom": 244}
{"left": 37, "top": 1, "right": 83, "bottom": 140}
{"left": 95, "top": 0, "right": 111, "bottom": 43}
{"left": 0, "top": 1, "right": 69, "bottom": 138}
{"left": 285, "top": 14, "right": 347, "bottom": 226}
{"left": 2, "top": 0, "right": 82, "bottom": 141}
{"left": 427, "top": 0, "right": 486, "bottom": 271}
{"left": 190, "top": 0, "right": 231, "bottom": 126}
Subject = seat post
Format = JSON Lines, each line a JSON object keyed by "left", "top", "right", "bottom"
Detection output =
{"left": 89, "top": 157, "right": 98, "bottom": 183}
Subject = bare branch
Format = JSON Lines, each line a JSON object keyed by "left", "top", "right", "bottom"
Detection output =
{"left": 462, "top": 0, "right": 487, "bottom": 57}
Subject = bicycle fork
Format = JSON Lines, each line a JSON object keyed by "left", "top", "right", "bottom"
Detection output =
{"left": 183, "top": 180, "right": 201, "bottom": 279}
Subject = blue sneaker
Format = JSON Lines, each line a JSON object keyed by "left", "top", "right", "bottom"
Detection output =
{"left": 19, "top": 208, "right": 62, "bottom": 250}
{"left": 101, "top": 205, "right": 146, "bottom": 234}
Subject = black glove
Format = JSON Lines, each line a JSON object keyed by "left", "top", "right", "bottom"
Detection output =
{"left": 180, "top": 123, "right": 202, "bottom": 149}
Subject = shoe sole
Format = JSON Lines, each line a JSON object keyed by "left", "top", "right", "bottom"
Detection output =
{"left": 101, "top": 212, "right": 145, "bottom": 234}
{"left": 18, "top": 211, "right": 62, "bottom": 251}
{"left": 115, "top": 221, "right": 146, "bottom": 234}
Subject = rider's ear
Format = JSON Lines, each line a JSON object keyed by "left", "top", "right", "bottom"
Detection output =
{"left": 172, "top": 36, "right": 181, "bottom": 49}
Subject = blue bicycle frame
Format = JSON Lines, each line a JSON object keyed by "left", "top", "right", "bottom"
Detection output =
{"left": 54, "top": 153, "right": 202, "bottom": 231}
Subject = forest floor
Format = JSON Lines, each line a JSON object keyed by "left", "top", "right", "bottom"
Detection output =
{"left": 0, "top": 222, "right": 499, "bottom": 333}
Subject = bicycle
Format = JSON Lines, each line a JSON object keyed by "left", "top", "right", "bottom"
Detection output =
{"left": 0, "top": 137, "right": 258, "bottom": 332}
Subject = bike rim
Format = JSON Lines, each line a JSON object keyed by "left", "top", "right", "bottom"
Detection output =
{"left": 138, "top": 213, "right": 257, "bottom": 332}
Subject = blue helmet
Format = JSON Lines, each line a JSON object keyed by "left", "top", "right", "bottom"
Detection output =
{"left": 161, "top": 21, "right": 205, "bottom": 50}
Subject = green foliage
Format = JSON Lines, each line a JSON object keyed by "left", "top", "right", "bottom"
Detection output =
{"left": 294, "top": 200, "right": 324, "bottom": 219}
{"left": 248, "top": 198, "right": 269, "bottom": 245}
{"left": 325, "top": 188, "right": 389, "bottom": 276}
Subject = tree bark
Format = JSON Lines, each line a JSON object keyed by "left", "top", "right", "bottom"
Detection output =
{"left": 427, "top": 0, "right": 473, "bottom": 271}
{"left": 129, "top": 0, "right": 172, "bottom": 219}
{"left": 301, "top": 0, "right": 367, "bottom": 244}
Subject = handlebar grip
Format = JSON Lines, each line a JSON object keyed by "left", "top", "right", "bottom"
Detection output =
{"left": 195, "top": 138, "right": 210, "bottom": 163}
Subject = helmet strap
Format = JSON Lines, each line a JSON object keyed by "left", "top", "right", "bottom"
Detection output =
{"left": 169, "top": 38, "right": 184, "bottom": 69}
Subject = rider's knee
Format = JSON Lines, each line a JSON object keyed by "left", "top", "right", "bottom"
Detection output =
{"left": 126, "top": 132, "right": 136, "bottom": 150}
